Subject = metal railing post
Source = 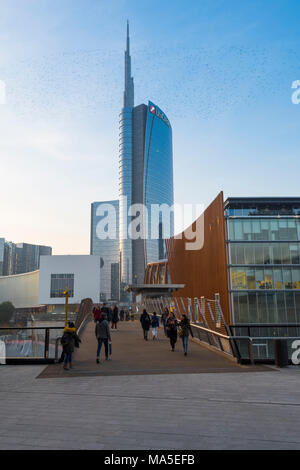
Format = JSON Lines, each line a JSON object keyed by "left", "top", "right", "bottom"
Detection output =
{"left": 248, "top": 338, "right": 254, "bottom": 365}
{"left": 44, "top": 328, "right": 50, "bottom": 359}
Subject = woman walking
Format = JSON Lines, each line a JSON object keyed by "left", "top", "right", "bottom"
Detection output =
{"left": 61, "top": 321, "right": 81, "bottom": 370}
{"left": 178, "top": 314, "right": 194, "bottom": 356}
{"left": 140, "top": 309, "right": 151, "bottom": 340}
{"left": 95, "top": 313, "right": 112, "bottom": 363}
{"left": 166, "top": 312, "right": 178, "bottom": 351}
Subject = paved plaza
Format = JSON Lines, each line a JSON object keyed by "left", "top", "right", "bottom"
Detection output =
{"left": 1, "top": 321, "right": 300, "bottom": 450}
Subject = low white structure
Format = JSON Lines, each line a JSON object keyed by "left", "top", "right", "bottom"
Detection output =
{"left": 38, "top": 255, "right": 101, "bottom": 306}
{"left": 0, "top": 271, "right": 39, "bottom": 309}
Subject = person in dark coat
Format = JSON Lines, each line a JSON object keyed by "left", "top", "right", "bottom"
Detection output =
{"left": 161, "top": 308, "right": 169, "bottom": 336}
{"left": 140, "top": 309, "right": 151, "bottom": 340}
{"left": 60, "top": 321, "right": 81, "bottom": 370}
{"left": 95, "top": 313, "right": 111, "bottom": 363}
{"left": 178, "top": 314, "right": 194, "bottom": 356}
{"left": 166, "top": 312, "right": 178, "bottom": 351}
{"left": 120, "top": 309, "right": 125, "bottom": 321}
{"left": 111, "top": 305, "right": 119, "bottom": 329}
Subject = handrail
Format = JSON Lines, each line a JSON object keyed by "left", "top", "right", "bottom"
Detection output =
{"left": 191, "top": 322, "right": 230, "bottom": 340}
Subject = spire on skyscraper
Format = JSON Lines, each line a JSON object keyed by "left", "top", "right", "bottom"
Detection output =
{"left": 123, "top": 21, "right": 134, "bottom": 108}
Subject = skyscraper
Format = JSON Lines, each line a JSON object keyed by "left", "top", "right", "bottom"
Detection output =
{"left": 119, "top": 23, "right": 174, "bottom": 300}
{"left": 90, "top": 200, "right": 119, "bottom": 302}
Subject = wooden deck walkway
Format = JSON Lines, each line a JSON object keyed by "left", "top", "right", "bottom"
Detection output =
{"left": 39, "top": 320, "right": 271, "bottom": 378}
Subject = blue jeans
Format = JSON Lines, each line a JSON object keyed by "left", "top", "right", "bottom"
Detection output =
{"left": 182, "top": 335, "right": 189, "bottom": 353}
{"left": 64, "top": 353, "right": 72, "bottom": 364}
{"left": 97, "top": 338, "right": 108, "bottom": 358}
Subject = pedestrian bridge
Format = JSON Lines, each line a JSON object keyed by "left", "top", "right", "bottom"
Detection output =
{"left": 38, "top": 317, "right": 269, "bottom": 379}
{"left": 1, "top": 297, "right": 297, "bottom": 370}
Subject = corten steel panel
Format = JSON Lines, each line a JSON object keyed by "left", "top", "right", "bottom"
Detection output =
{"left": 165, "top": 192, "right": 230, "bottom": 325}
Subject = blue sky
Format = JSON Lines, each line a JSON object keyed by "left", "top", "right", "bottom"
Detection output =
{"left": 0, "top": 0, "right": 299, "bottom": 254}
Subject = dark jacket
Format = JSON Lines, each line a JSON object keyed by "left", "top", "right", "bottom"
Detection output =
{"left": 140, "top": 312, "right": 151, "bottom": 331}
{"left": 61, "top": 327, "right": 81, "bottom": 354}
{"left": 112, "top": 307, "right": 119, "bottom": 323}
{"left": 95, "top": 319, "right": 111, "bottom": 340}
{"left": 151, "top": 314, "right": 160, "bottom": 328}
{"left": 162, "top": 311, "right": 169, "bottom": 323}
{"left": 166, "top": 316, "right": 178, "bottom": 338}
{"left": 179, "top": 318, "right": 194, "bottom": 337}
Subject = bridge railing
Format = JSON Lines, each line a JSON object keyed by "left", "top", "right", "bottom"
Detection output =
{"left": 144, "top": 295, "right": 237, "bottom": 359}
{"left": 0, "top": 298, "right": 93, "bottom": 365}
{"left": 0, "top": 326, "right": 64, "bottom": 364}
{"left": 143, "top": 296, "right": 300, "bottom": 363}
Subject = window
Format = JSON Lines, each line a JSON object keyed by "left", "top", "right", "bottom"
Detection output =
{"left": 50, "top": 274, "right": 74, "bottom": 298}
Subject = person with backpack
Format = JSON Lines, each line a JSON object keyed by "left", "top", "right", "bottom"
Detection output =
{"left": 140, "top": 309, "right": 151, "bottom": 341}
{"left": 166, "top": 312, "right": 178, "bottom": 352}
{"left": 61, "top": 321, "right": 81, "bottom": 371}
{"left": 95, "top": 312, "right": 111, "bottom": 363}
{"left": 151, "top": 312, "right": 160, "bottom": 340}
{"left": 178, "top": 314, "right": 194, "bottom": 356}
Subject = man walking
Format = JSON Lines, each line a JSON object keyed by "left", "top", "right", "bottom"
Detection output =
{"left": 95, "top": 313, "right": 111, "bottom": 363}
{"left": 140, "top": 309, "right": 151, "bottom": 341}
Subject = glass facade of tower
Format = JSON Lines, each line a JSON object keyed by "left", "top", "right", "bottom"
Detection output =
{"left": 90, "top": 200, "right": 119, "bottom": 301}
{"left": 144, "top": 101, "right": 174, "bottom": 264}
{"left": 225, "top": 199, "right": 300, "bottom": 324}
{"left": 119, "top": 108, "right": 133, "bottom": 296}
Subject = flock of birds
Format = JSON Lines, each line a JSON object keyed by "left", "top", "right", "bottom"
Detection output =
{"left": 1, "top": 41, "right": 299, "bottom": 123}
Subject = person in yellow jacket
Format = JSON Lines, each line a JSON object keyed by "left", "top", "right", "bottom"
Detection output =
{"left": 60, "top": 322, "right": 81, "bottom": 370}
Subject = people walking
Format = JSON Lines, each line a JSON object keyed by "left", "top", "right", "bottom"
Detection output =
{"left": 166, "top": 312, "right": 178, "bottom": 351}
{"left": 61, "top": 321, "right": 81, "bottom": 370}
{"left": 111, "top": 305, "right": 119, "bottom": 329}
{"left": 95, "top": 313, "right": 112, "bottom": 363}
{"left": 140, "top": 309, "right": 151, "bottom": 340}
{"left": 178, "top": 314, "right": 194, "bottom": 356}
{"left": 151, "top": 312, "right": 160, "bottom": 340}
{"left": 161, "top": 308, "right": 169, "bottom": 336}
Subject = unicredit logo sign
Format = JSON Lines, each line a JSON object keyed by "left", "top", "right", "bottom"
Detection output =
{"left": 149, "top": 103, "right": 170, "bottom": 127}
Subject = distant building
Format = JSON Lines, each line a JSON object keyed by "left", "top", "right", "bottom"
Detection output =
{"left": 90, "top": 200, "right": 119, "bottom": 302}
{"left": 0, "top": 238, "right": 5, "bottom": 275}
{"left": 0, "top": 255, "right": 101, "bottom": 312}
{"left": 38, "top": 255, "right": 101, "bottom": 311}
{"left": 0, "top": 239, "right": 52, "bottom": 276}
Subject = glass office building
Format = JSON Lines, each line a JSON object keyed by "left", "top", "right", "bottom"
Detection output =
{"left": 225, "top": 198, "right": 300, "bottom": 324}
{"left": 0, "top": 238, "right": 4, "bottom": 276}
{"left": 90, "top": 200, "right": 119, "bottom": 302}
{"left": 0, "top": 239, "right": 52, "bottom": 276}
{"left": 119, "top": 24, "right": 174, "bottom": 299}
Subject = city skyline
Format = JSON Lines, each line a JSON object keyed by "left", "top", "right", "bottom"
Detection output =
{"left": 0, "top": 0, "right": 300, "bottom": 255}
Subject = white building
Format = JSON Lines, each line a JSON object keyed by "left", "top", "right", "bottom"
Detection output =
{"left": 0, "top": 256, "right": 101, "bottom": 313}
{"left": 38, "top": 255, "right": 101, "bottom": 307}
